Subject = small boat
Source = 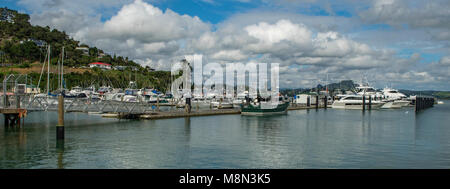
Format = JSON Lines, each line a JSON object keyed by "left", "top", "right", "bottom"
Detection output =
{"left": 241, "top": 95, "right": 289, "bottom": 115}
{"left": 211, "top": 99, "right": 234, "bottom": 109}
{"left": 437, "top": 101, "right": 444, "bottom": 104}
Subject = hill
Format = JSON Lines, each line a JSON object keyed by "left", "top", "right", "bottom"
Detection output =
{"left": 0, "top": 7, "right": 173, "bottom": 92}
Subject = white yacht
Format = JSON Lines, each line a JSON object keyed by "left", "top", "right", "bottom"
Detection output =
{"left": 382, "top": 88, "right": 407, "bottom": 99}
{"left": 191, "top": 97, "right": 211, "bottom": 109}
{"left": 355, "top": 85, "right": 383, "bottom": 98}
{"left": 380, "top": 87, "right": 410, "bottom": 108}
{"left": 332, "top": 95, "right": 385, "bottom": 109}
{"left": 211, "top": 99, "right": 234, "bottom": 109}
{"left": 232, "top": 91, "right": 248, "bottom": 105}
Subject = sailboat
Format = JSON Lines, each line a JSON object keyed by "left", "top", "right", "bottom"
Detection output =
{"left": 241, "top": 93, "right": 290, "bottom": 115}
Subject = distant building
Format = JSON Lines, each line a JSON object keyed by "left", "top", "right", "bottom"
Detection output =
{"left": 113, "top": 66, "right": 139, "bottom": 71}
{"left": 22, "top": 38, "right": 47, "bottom": 47}
{"left": 98, "top": 52, "right": 106, "bottom": 58}
{"left": 113, "top": 66, "right": 127, "bottom": 71}
{"left": 89, "top": 62, "right": 112, "bottom": 70}
{"left": 76, "top": 47, "right": 89, "bottom": 55}
{"left": 0, "top": 8, "right": 15, "bottom": 23}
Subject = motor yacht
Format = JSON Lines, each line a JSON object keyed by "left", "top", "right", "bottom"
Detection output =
{"left": 331, "top": 95, "right": 385, "bottom": 109}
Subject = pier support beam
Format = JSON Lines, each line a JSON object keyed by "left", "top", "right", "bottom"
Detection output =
{"left": 185, "top": 98, "right": 191, "bottom": 113}
{"left": 362, "top": 95, "right": 366, "bottom": 111}
{"left": 157, "top": 96, "right": 160, "bottom": 111}
{"left": 315, "top": 95, "right": 319, "bottom": 109}
{"left": 56, "top": 95, "right": 64, "bottom": 140}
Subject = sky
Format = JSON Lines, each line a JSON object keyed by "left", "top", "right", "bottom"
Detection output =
{"left": 2, "top": 0, "right": 450, "bottom": 90}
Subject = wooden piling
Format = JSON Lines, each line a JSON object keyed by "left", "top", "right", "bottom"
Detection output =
{"left": 16, "top": 96, "right": 20, "bottom": 109}
{"left": 315, "top": 95, "right": 319, "bottom": 109}
{"left": 368, "top": 96, "right": 372, "bottom": 111}
{"left": 157, "top": 96, "right": 160, "bottom": 111}
{"left": 307, "top": 96, "right": 310, "bottom": 107}
{"left": 56, "top": 95, "right": 64, "bottom": 140}
{"left": 362, "top": 95, "right": 366, "bottom": 111}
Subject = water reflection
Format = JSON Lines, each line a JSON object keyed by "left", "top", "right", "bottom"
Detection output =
{"left": 1, "top": 101, "right": 450, "bottom": 168}
{"left": 56, "top": 141, "right": 64, "bottom": 169}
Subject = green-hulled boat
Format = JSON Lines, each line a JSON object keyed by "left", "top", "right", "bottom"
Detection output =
{"left": 241, "top": 101, "right": 290, "bottom": 116}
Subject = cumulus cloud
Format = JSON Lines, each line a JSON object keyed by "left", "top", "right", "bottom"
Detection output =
{"left": 359, "top": 0, "right": 450, "bottom": 29}
{"left": 19, "top": 0, "right": 450, "bottom": 90}
{"left": 87, "top": 0, "right": 210, "bottom": 43}
{"left": 359, "top": 0, "right": 450, "bottom": 42}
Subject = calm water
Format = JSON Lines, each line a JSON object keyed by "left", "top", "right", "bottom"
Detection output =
{"left": 1, "top": 101, "right": 450, "bottom": 169}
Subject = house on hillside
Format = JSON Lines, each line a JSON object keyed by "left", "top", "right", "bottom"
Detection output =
{"left": 89, "top": 62, "right": 112, "bottom": 70}
{"left": 0, "top": 8, "right": 15, "bottom": 23}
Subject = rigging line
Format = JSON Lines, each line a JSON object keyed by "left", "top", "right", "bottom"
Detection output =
{"left": 37, "top": 45, "right": 48, "bottom": 91}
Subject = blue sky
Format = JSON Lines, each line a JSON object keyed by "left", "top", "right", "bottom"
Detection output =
{"left": 1, "top": 0, "right": 449, "bottom": 90}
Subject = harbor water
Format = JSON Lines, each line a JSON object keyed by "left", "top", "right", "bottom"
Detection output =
{"left": 1, "top": 101, "right": 450, "bottom": 169}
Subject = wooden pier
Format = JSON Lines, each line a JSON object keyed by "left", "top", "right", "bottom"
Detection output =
{"left": 415, "top": 96, "right": 434, "bottom": 112}
{"left": 129, "top": 109, "right": 241, "bottom": 120}
{"left": 107, "top": 104, "right": 327, "bottom": 120}
{"left": 1, "top": 108, "right": 27, "bottom": 127}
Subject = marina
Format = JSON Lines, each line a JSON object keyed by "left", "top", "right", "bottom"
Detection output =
{"left": 1, "top": 1, "right": 449, "bottom": 174}
{"left": 1, "top": 100, "right": 449, "bottom": 169}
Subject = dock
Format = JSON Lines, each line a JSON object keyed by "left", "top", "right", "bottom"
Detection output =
{"left": 415, "top": 96, "right": 434, "bottom": 112}
{"left": 104, "top": 104, "right": 328, "bottom": 120}
{"left": 1, "top": 108, "right": 27, "bottom": 127}
{"left": 138, "top": 109, "right": 241, "bottom": 119}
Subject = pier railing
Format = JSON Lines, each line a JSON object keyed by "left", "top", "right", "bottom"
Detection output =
{"left": 0, "top": 94, "right": 182, "bottom": 114}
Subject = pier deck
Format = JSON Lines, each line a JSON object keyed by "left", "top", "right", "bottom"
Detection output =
{"left": 1, "top": 108, "right": 27, "bottom": 127}
{"left": 107, "top": 105, "right": 327, "bottom": 120}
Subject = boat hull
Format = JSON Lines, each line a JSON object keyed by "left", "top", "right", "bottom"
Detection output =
{"left": 332, "top": 102, "right": 384, "bottom": 109}
{"left": 241, "top": 102, "right": 289, "bottom": 116}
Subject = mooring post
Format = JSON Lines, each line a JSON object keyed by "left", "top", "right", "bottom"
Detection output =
{"left": 57, "top": 95, "right": 64, "bottom": 140}
{"left": 415, "top": 97, "right": 418, "bottom": 112}
{"left": 185, "top": 97, "right": 191, "bottom": 113}
{"left": 362, "top": 95, "right": 366, "bottom": 111}
{"left": 157, "top": 96, "right": 160, "bottom": 111}
{"left": 4, "top": 115, "right": 8, "bottom": 127}
{"left": 16, "top": 95, "right": 20, "bottom": 109}
{"left": 324, "top": 96, "right": 327, "bottom": 109}
{"left": 307, "top": 96, "right": 310, "bottom": 107}
{"left": 368, "top": 96, "right": 372, "bottom": 110}
{"left": 5, "top": 95, "right": 9, "bottom": 108}
{"left": 315, "top": 95, "right": 319, "bottom": 109}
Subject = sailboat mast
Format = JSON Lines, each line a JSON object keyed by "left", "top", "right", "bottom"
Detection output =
{"left": 47, "top": 45, "right": 50, "bottom": 95}
{"left": 61, "top": 46, "right": 64, "bottom": 91}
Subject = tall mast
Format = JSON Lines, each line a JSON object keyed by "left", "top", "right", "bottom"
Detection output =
{"left": 47, "top": 45, "right": 50, "bottom": 95}
{"left": 61, "top": 46, "right": 64, "bottom": 91}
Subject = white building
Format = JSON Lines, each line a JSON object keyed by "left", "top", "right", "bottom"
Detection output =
{"left": 89, "top": 62, "right": 112, "bottom": 70}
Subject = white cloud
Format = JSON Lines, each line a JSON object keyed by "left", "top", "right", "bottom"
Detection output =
{"left": 19, "top": 0, "right": 450, "bottom": 90}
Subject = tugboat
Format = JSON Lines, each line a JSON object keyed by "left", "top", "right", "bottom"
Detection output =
{"left": 241, "top": 94, "right": 290, "bottom": 116}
